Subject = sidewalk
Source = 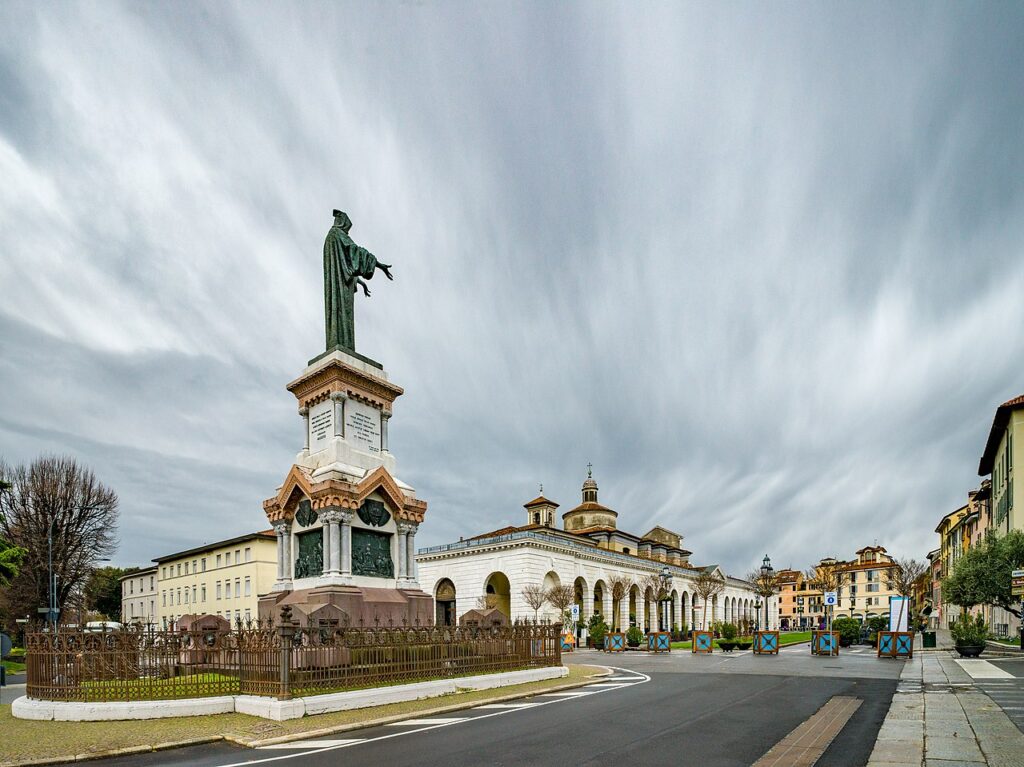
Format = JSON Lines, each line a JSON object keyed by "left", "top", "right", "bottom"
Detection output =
{"left": 867, "top": 650, "right": 1024, "bottom": 766}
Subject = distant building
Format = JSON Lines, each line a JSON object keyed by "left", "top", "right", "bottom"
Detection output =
{"left": 838, "top": 546, "right": 901, "bottom": 621}
{"left": 776, "top": 568, "right": 824, "bottom": 630}
{"left": 926, "top": 548, "right": 941, "bottom": 630}
{"left": 154, "top": 531, "right": 277, "bottom": 629}
{"left": 417, "top": 470, "right": 767, "bottom": 634}
{"left": 119, "top": 566, "right": 158, "bottom": 626}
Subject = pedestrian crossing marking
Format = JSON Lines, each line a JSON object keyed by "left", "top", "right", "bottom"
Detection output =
{"left": 955, "top": 659, "right": 1015, "bottom": 679}
{"left": 259, "top": 738, "right": 363, "bottom": 749}
{"left": 385, "top": 718, "right": 468, "bottom": 726}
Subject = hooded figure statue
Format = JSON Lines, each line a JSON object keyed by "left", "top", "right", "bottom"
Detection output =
{"left": 323, "top": 210, "right": 393, "bottom": 352}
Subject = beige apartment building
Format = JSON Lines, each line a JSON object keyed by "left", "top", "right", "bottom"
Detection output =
{"left": 837, "top": 546, "right": 901, "bottom": 621}
{"left": 119, "top": 566, "right": 158, "bottom": 625}
{"left": 154, "top": 531, "right": 277, "bottom": 629}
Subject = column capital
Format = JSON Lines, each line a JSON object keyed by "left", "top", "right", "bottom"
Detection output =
{"left": 339, "top": 509, "right": 355, "bottom": 525}
{"left": 272, "top": 519, "right": 290, "bottom": 533}
{"left": 330, "top": 390, "right": 348, "bottom": 402}
{"left": 321, "top": 508, "right": 344, "bottom": 524}
{"left": 396, "top": 520, "right": 418, "bottom": 534}
{"left": 381, "top": 410, "right": 392, "bottom": 420}
{"left": 298, "top": 406, "right": 309, "bottom": 417}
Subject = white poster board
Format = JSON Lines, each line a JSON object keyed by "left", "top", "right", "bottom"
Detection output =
{"left": 889, "top": 597, "right": 909, "bottom": 632}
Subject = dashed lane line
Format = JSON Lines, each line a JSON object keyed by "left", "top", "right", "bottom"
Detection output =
{"left": 220, "top": 667, "right": 650, "bottom": 767}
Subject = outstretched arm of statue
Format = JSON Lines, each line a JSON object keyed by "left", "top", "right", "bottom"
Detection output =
{"left": 376, "top": 262, "right": 394, "bottom": 280}
{"left": 356, "top": 278, "right": 371, "bottom": 297}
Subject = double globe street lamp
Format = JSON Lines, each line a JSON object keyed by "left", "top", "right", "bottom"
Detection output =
{"left": 760, "top": 554, "right": 773, "bottom": 631}
{"left": 658, "top": 565, "right": 672, "bottom": 632}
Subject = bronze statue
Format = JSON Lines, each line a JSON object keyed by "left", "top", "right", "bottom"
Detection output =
{"left": 323, "top": 210, "right": 393, "bottom": 352}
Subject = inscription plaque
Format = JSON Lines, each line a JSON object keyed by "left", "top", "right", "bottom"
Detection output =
{"left": 308, "top": 400, "right": 334, "bottom": 452}
{"left": 344, "top": 399, "right": 381, "bottom": 453}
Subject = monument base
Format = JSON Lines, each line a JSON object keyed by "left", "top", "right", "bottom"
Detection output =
{"left": 259, "top": 585, "right": 433, "bottom": 627}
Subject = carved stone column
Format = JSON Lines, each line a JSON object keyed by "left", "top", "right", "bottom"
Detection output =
{"left": 339, "top": 509, "right": 354, "bottom": 580}
{"left": 299, "top": 407, "right": 310, "bottom": 453}
{"left": 405, "top": 522, "right": 419, "bottom": 587}
{"left": 395, "top": 523, "right": 409, "bottom": 581}
{"left": 272, "top": 520, "right": 287, "bottom": 585}
{"left": 331, "top": 391, "right": 346, "bottom": 439}
{"left": 321, "top": 509, "right": 342, "bottom": 575}
{"left": 321, "top": 518, "right": 332, "bottom": 577}
{"left": 381, "top": 412, "right": 391, "bottom": 453}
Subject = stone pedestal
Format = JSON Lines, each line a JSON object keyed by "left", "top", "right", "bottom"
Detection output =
{"left": 261, "top": 347, "right": 432, "bottom": 628}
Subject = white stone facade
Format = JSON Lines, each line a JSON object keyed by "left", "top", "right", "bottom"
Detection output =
{"left": 417, "top": 530, "right": 775, "bottom": 632}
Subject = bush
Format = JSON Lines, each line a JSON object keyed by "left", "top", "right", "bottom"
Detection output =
{"left": 833, "top": 617, "right": 860, "bottom": 645}
{"left": 720, "top": 622, "right": 738, "bottom": 641}
{"left": 950, "top": 614, "right": 988, "bottom": 646}
{"left": 588, "top": 615, "right": 608, "bottom": 648}
{"left": 626, "top": 626, "right": 644, "bottom": 647}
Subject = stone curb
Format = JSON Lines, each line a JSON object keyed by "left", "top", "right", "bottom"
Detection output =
{"left": 0, "top": 666, "right": 610, "bottom": 766}
{"left": 230, "top": 665, "right": 613, "bottom": 748}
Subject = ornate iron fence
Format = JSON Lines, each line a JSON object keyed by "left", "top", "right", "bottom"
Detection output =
{"left": 25, "top": 611, "right": 561, "bottom": 703}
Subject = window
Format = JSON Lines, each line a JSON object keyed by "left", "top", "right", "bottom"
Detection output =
{"left": 176, "top": 588, "right": 181, "bottom": 604}
{"left": 234, "top": 579, "right": 241, "bottom": 598}
{"left": 244, "top": 577, "right": 251, "bottom": 597}
{"left": 216, "top": 554, "right": 222, "bottom": 568}
{"left": 184, "top": 589, "right": 190, "bottom": 604}
{"left": 192, "top": 585, "right": 197, "bottom": 602}
{"left": 235, "top": 550, "right": 241, "bottom": 565}
{"left": 235, "top": 610, "right": 240, "bottom": 623}
{"left": 216, "top": 582, "right": 222, "bottom": 600}
{"left": 245, "top": 609, "right": 251, "bottom": 622}
{"left": 867, "top": 583, "right": 879, "bottom": 593}
{"left": 201, "top": 585, "right": 206, "bottom": 602}
{"left": 162, "top": 591, "right": 166, "bottom": 607}
{"left": 177, "top": 564, "right": 181, "bottom": 577}
{"left": 130, "top": 581, "right": 134, "bottom": 594}
{"left": 150, "top": 576, "right": 154, "bottom": 590}
{"left": 201, "top": 558, "right": 207, "bottom": 572}
{"left": 849, "top": 572, "right": 857, "bottom": 582}
{"left": 244, "top": 547, "right": 252, "bottom": 563}
{"left": 622, "top": 547, "right": 630, "bottom": 555}
{"left": 150, "top": 600, "right": 154, "bottom": 617}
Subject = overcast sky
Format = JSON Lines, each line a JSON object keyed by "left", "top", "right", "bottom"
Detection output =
{"left": 1, "top": 3, "right": 1022, "bottom": 577}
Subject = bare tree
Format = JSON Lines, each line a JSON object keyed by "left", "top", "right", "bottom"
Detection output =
{"left": 640, "top": 574, "right": 671, "bottom": 631}
{"left": 520, "top": 584, "right": 548, "bottom": 620}
{"left": 0, "top": 456, "right": 118, "bottom": 625}
{"left": 545, "top": 583, "right": 576, "bottom": 627}
{"left": 693, "top": 569, "right": 726, "bottom": 629}
{"left": 475, "top": 594, "right": 499, "bottom": 610}
{"left": 606, "top": 574, "right": 632, "bottom": 631}
{"left": 885, "top": 557, "right": 928, "bottom": 632}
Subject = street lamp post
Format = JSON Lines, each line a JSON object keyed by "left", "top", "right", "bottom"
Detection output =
{"left": 658, "top": 566, "right": 672, "bottom": 633}
{"left": 760, "top": 554, "right": 773, "bottom": 631}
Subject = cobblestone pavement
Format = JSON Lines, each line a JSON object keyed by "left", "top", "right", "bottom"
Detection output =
{"left": 867, "top": 651, "right": 1024, "bottom": 766}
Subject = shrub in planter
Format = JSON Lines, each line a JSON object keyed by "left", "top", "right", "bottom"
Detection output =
{"left": 833, "top": 617, "right": 860, "bottom": 647}
{"left": 626, "top": 626, "right": 644, "bottom": 647}
{"left": 588, "top": 615, "right": 608, "bottom": 649}
{"left": 951, "top": 613, "right": 987, "bottom": 657}
{"left": 720, "top": 622, "right": 738, "bottom": 641}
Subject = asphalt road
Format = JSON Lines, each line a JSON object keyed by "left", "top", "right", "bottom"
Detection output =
{"left": 89, "top": 643, "right": 903, "bottom": 767}
{"left": 974, "top": 658, "right": 1024, "bottom": 733}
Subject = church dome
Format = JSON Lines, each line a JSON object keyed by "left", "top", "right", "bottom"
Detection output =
{"left": 562, "top": 467, "right": 617, "bottom": 532}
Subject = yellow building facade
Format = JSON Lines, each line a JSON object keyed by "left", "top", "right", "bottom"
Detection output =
{"left": 154, "top": 531, "right": 277, "bottom": 629}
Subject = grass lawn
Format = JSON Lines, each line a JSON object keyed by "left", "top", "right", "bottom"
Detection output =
{"left": 988, "top": 636, "right": 1022, "bottom": 648}
{"left": 81, "top": 672, "right": 239, "bottom": 700}
{"left": 0, "top": 664, "right": 603, "bottom": 766}
{"left": 3, "top": 660, "right": 26, "bottom": 674}
{"left": 670, "top": 631, "right": 813, "bottom": 650}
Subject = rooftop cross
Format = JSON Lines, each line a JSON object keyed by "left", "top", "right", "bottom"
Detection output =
{"left": 586, "top": 462, "right": 593, "bottom": 478}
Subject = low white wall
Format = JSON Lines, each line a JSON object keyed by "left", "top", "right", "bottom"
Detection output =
{"left": 12, "top": 666, "right": 569, "bottom": 722}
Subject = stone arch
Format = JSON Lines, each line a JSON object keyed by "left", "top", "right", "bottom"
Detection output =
{"left": 573, "top": 576, "right": 589, "bottom": 619}
{"left": 669, "top": 588, "right": 679, "bottom": 632}
{"left": 628, "top": 584, "right": 641, "bottom": 628}
{"left": 680, "top": 590, "right": 689, "bottom": 631}
{"left": 593, "top": 580, "right": 607, "bottom": 622}
{"left": 484, "top": 571, "right": 512, "bottom": 619}
{"left": 434, "top": 578, "right": 456, "bottom": 626}
{"left": 643, "top": 586, "right": 654, "bottom": 631}
{"left": 691, "top": 592, "right": 701, "bottom": 629}
{"left": 712, "top": 594, "right": 719, "bottom": 627}
{"left": 543, "top": 571, "right": 561, "bottom": 590}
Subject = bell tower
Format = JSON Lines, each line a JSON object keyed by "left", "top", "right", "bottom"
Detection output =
{"left": 524, "top": 486, "right": 558, "bottom": 527}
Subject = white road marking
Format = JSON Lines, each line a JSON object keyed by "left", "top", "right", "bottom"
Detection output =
{"left": 259, "top": 739, "right": 364, "bottom": 750}
{"left": 535, "top": 691, "right": 594, "bottom": 697}
{"left": 209, "top": 666, "right": 650, "bottom": 767}
{"left": 955, "top": 660, "right": 1015, "bottom": 679}
{"left": 385, "top": 717, "right": 469, "bottom": 726}
{"left": 473, "top": 702, "right": 541, "bottom": 709}
{"left": 582, "top": 683, "right": 629, "bottom": 688}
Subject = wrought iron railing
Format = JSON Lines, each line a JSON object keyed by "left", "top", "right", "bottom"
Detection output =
{"left": 25, "top": 609, "right": 561, "bottom": 703}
